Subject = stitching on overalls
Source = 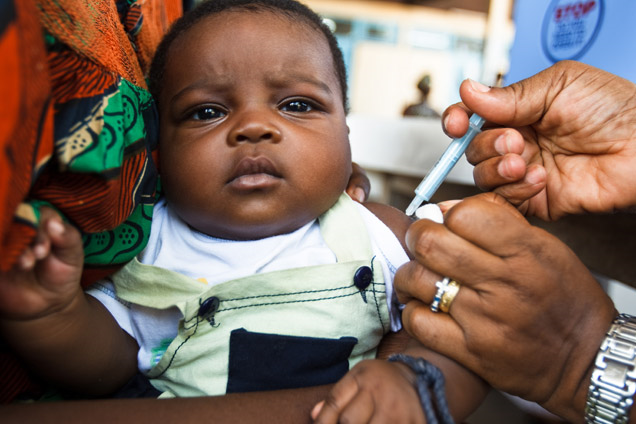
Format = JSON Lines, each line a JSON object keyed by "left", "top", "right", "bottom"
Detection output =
{"left": 154, "top": 317, "right": 200, "bottom": 377}
{"left": 164, "top": 287, "right": 387, "bottom": 372}
{"left": 219, "top": 291, "right": 363, "bottom": 312}
{"left": 369, "top": 256, "right": 386, "bottom": 333}
{"left": 180, "top": 287, "right": 383, "bottom": 329}
{"left": 222, "top": 284, "right": 356, "bottom": 302}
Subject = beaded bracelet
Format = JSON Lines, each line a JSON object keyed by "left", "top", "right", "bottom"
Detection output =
{"left": 388, "top": 354, "right": 455, "bottom": 424}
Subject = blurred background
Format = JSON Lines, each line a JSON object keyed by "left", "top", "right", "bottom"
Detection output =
{"left": 307, "top": 0, "right": 509, "bottom": 119}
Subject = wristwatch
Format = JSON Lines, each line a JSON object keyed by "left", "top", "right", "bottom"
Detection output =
{"left": 585, "top": 313, "right": 636, "bottom": 424}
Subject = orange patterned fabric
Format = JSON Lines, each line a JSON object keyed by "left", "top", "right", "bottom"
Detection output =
{"left": 0, "top": 0, "right": 54, "bottom": 276}
{"left": 1, "top": 0, "right": 182, "bottom": 276}
{"left": 36, "top": 0, "right": 146, "bottom": 87}
{"left": 48, "top": 48, "right": 119, "bottom": 103}
{"left": 0, "top": 0, "right": 182, "bottom": 403}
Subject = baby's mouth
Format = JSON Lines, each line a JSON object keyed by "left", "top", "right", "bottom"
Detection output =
{"left": 228, "top": 156, "right": 282, "bottom": 189}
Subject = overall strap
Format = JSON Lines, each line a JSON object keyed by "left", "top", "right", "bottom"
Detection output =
{"left": 318, "top": 193, "right": 373, "bottom": 263}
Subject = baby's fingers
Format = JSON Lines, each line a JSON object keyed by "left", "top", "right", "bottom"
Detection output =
{"left": 313, "top": 391, "right": 374, "bottom": 424}
{"left": 40, "top": 209, "right": 84, "bottom": 269}
{"left": 17, "top": 212, "right": 56, "bottom": 270}
{"left": 312, "top": 374, "right": 360, "bottom": 423}
{"left": 18, "top": 248, "right": 37, "bottom": 270}
{"left": 336, "top": 391, "right": 374, "bottom": 424}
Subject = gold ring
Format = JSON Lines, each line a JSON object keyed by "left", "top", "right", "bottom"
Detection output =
{"left": 440, "top": 280, "right": 461, "bottom": 313}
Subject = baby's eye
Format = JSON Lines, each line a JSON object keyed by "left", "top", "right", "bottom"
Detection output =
{"left": 190, "top": 107, "right": 225, "bottom": 121}
{"left": 281, "top": 100, "right": 314, "bottom": 113}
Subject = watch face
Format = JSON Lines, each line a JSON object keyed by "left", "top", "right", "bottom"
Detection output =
{"left": 585, "top": 314, "right": 636, "bottom": 423}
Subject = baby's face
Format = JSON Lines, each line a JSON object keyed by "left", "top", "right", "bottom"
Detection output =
{"left": 158, "top": 10, "right": 351, "bottom": 240}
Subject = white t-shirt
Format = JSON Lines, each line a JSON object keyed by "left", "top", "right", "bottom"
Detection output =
{"left": 88, "top": 198, "right": 409, "bottom": 372}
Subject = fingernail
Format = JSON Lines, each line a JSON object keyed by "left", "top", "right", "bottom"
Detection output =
{"left": 19, "top": 253, "right": 35, "bottom": 270}
{"left": 48, "top": 219, "right": 64, "bottom": 236}
{"left": 437, "top": 200, "right": 461, "bottom": 212}
{"left": 33, "top": 244, "right": 47, "bottom": 259}
{"left": 494, "top": 132, "right": 510, "bottom": 154}
{"left": 353, "top": 187, "right": 365, "bottom": 203}
{"left": 311, "top": 401, "right": 324, "bottom": 419}
{"left": 442, "top": 114, "right": 451, "bottom": 132}
{"left": 526, "top": 166, "right": 545, "bottom": 185}
{"left": 497, "top": 159, "right": 513, "bottom": 179}
{"left": 468, "top": 79, "right": 491, "bottom": 93}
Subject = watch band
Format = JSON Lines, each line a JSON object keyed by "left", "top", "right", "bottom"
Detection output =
{"left": 585, "top": 313, "right": 636, "bottom": 424}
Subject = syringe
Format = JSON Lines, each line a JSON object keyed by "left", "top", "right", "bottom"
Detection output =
{"left": 405, "top": 113, "right": 486, "bottom": 216}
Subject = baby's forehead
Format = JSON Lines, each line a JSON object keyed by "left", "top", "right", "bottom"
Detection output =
{"left": 175, "top": 12, "right": 338, "bottom": 76}
{"left": 152, "top": 4, "right": 347, "bottom": 111}
{"left": 201, "top": 9, "right": 325, "bottom": 42}
{"left": 176, "top": 11, "right": 328, "bottom": 61}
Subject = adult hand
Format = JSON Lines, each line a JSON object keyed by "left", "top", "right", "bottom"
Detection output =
{"left": 443, "top": 60, "right": 636, "bottom": 220}
{"left": 394, "top": 193, "right": 617, "bottom": 422}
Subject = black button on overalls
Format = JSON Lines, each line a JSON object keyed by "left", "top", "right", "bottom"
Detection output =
{"left": 198, "top": 296, "right": 220, "bottom": 319}
{"left": 353, "top": 266, "right": 373, "bottom": 290}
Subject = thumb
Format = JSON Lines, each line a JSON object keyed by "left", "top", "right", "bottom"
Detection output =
{"left": 459, "top": 71, "right": 558, "bottom": 128}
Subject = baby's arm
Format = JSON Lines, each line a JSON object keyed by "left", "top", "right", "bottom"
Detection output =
{"left": 362, "top": 201, "right": 413, "bottom": 258}
{"left": 310, "top": 202, "right": 489, "bottom": 422}
{"left": 0, "top": 208, "right": 138, "bottom": 396}
{"left": 312, "top": 339, "right": 488, "bottom": 423}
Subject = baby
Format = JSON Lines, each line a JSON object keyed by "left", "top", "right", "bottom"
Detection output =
{"left": 0, "top": 0, "right": 486, "bottom": 421}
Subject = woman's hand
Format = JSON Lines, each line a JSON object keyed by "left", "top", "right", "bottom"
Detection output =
{"left": 443, "top": 60, "right": 636, "bottom": 220}
{"left": 394, "top": 193, "right": 617, "bottom": 421}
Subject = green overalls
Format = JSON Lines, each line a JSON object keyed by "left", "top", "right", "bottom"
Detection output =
{"left": 111, "top": 194, "right": 390, "bottom": 397}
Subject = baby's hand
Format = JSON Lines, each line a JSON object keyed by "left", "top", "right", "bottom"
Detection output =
{"left": 0, "top": 207, "right": 84, "bottom": 321}
{"left": 311, "top": 359, "right": 425, "bottom": 424}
